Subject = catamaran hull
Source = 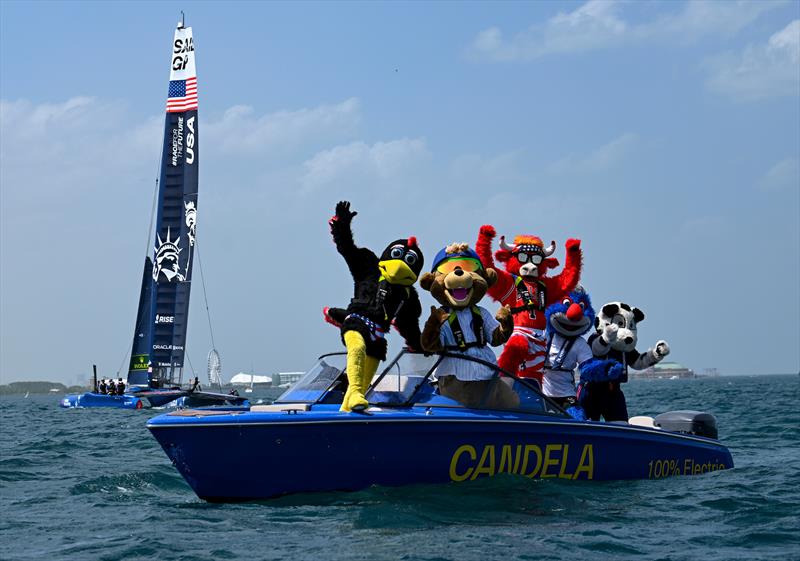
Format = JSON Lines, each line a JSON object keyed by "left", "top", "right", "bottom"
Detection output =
{"left": 147, "top": 410, "right": 733, "bottom": 502}
{"left": 60, "top": 389, "right": 189, "bottom": 409}
{"left": 61, "top": 392, "right": 145, "bottom": 409}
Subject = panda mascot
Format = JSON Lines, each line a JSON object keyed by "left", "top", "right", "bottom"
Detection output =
{"left": 581, "top": 302, "right": 670, "bottom": 422}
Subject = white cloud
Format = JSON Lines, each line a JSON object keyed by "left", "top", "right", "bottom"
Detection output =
{"left": 0, "top": 97, "right": 160, "bottom": 197}
{"left": 468, "top": 1, "right": 627, "bottom": 61}
{"left": 299, "top": 138, "right": 430, "bottom": 191}
{"left": 705, "top": 20, "right": 800, "bottom": 101}
{"left": 205, "top": 98, "right": 361, "bottom": 156}
{"left": 467, "top": 0, "right": 780, "bottom": 61}
{"left": 0, "top": 97, "right": 365, "bottom": 202}
{"left": 653, "top": 0, "right": 783, "bottom": 40}
{"left": 450, "top": 150, "right": 525, "bottom": 186}
{"left": 548, "top": 132, "right": 638, "bottom": 174}
{"left": 758, "top": 157, "right": 800, "bottom": 191}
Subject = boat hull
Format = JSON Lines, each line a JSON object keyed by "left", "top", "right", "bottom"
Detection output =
{"left": 147, "top": 407, "right": 734, "bottom": 501}
{"left": 61, "top": 392, "right": 144, "bottom": 409}
{"left": 60, "top": 388, "right": 188, "bottom": 409}
{"left": 174, "top": 391, "right": 250, "bottom": 408}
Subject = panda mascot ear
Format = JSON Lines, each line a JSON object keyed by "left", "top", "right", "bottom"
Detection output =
{"left": 633, "top": 307, "right": 645, "bottom": 323}
{"left": 602, "top": 303, "right": 619, "bottom": 317}
{"left": 594, "top": 316, "right": 601, "bottom": 330}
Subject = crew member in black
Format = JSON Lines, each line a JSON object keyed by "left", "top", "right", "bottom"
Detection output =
{"left": 190, "top": 377, "right": 201, "bottom": 392}
{"left": 98, "top": 378, "right": 106, "bottom": 394}
{"left": 107, "top": 378, "right": 117, "bottom": 396}
{"left": 116, "top": 378, "right": 125, "bottom": 395}
{"left": 324, "top": 201, "right": 424, "bottom": 412}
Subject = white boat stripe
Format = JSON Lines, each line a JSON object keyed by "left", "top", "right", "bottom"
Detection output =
{"left": 148, "top": 416, "right": 728, "bottom": 447}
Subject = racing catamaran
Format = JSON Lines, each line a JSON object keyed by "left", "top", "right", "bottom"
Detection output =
{"left": 62, "top": 18, "right": 244, "bottom": 409}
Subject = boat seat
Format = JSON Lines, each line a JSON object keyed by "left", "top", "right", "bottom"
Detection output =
{"left": 628, "top": 416, "right": 657, "bottom": 429}
{"left": 250, "top": 403, "right": 311, "bottom": 412}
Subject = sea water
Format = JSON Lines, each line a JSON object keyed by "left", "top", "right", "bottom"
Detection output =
{"left": 1, "top": 375, "right": 798, "bottom": 561}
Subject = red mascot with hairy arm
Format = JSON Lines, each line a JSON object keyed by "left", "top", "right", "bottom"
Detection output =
{"left": 476, "top": 225, "right": 582, "bottom": 384}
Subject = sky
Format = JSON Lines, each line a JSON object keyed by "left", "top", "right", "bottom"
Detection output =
{"left": 1, "top": 0, "right": 798, "bottom": 385}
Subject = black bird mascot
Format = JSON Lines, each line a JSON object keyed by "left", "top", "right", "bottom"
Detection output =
{"left": 324, "top": 201, "right": 424, "bottom": 412}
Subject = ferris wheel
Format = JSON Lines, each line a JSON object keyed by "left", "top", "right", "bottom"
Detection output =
{"left": 207, "top": 348, "right": 222, "bottom": 388}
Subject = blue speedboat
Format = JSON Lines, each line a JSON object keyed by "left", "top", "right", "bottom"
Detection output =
{"left": 147, "top": 351, "right": 733, "bottom": 502}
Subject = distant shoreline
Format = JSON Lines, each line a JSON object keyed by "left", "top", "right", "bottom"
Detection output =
{"left": 0, "top": 382, "right": 88, "bottom": 395}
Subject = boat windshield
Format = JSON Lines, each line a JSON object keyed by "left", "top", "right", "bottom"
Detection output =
{"left": 274, "top": 353, "right": 347, "bottom": 404}
{"left": 274, "top": 350, "right": 568, "bottom": 418}
{"left": 367, "top": 350, "right": 568, "bottom": 417}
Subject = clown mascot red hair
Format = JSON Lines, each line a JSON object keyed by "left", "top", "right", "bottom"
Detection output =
{"left": 476, "top": 225, "right": 582, "bottom": 384}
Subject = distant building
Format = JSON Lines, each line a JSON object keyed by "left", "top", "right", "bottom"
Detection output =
{"left": 230, "top": 373, "right": 273, "bottom": 386}
{"left": 633, "top": 361, "right": 695, "bottom": 379}
{"left": 274, "top": 372, "right": 304, "bottom": 387}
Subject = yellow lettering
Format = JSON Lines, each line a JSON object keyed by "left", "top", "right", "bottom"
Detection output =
{"left": 684, "top": 459, "right": 692, "bottom": 475}
{"left": 513, "top": 445, "right": 522, "bottom": 474}
{"left": 558, "top": 444, "right": 574, "bottom": 479}
{"left": 572, "top": 444, "right": 594, "bottom": 480}
{"left": 471, "top": 445, "right": 496, "bottom": 480}
{"left": 521, "top": 445, "right": 542, "bottom": 478}
{"left": 449, "top": 445, "right": 476, "bottom": 482}
{"left": 499, "top": 445, "right": 514, "bottom": 474}
{"left": 541, "top": 445, "right": 561, "bottom": 478}
{"left": 693, "top": 463, "right": 701, "bottom": 475}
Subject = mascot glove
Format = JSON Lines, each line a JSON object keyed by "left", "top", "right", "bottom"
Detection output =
{"left": 565, "top": 238, "right": 581, "bottom": 251}
{"left": 580, "top": 359, "right": 613, "bottom": 383}
{"left": 334, "top": 200, "right": 357, "bottom": 223}
{"left": 430, "top": 306, "right": 451, "bottom": 326}
{"left": 322, "top": 307, "right": 342, "bottom": 328}
{"left": 566, "top": 405, "right": 587, "bottom": 421}
{"left": 479, "top": 224, "right": 496, "bottom": 238}
{"left": 495, "top": 305, "right": 513, "bottom": 331}
{"left": 602, "top": 323, "right": 619, "bottom": 343}
{"left": 607, "top": 362, "right": 624, "bottom": 381}
{"left": 655, "top": 341, "right": 670, "bottom": 358}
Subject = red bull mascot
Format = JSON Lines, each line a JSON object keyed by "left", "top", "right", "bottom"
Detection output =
{"left": 476, "top": 225, "right": 582, "bottom": 384}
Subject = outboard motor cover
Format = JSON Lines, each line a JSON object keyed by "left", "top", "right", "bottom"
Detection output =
{"left": 654, "top": 410, "right": 718, "bottom": 439}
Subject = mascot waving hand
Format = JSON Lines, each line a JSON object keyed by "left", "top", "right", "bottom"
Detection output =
{"left": 324, "top": 201, "right": 424, "bottom": 412}
{"left": 476, "top": 225, "right": 582, "bottom": 384}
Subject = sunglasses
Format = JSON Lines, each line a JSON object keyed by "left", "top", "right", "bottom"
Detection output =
{"left": 435, "top": 258, "right": 483, "bottom": 274}
{"left": 516, "top": 252, "right": 543, "bottom": 265}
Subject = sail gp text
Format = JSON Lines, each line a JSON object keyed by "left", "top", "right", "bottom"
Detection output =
{"left": 449, "top": 443, "right": 594, "bottom": 481}
{"left": 171, "top": 116, "right": 195, "bottom": 166}
{"left": 173, "top": 37, "right": 194, "bottom": 71}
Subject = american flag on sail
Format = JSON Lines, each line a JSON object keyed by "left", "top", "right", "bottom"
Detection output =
{"left": 166, "top": 77, "right": 198, "bottom": 113}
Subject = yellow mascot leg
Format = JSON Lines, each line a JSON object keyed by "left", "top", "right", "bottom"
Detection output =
{"left": 341, "top": 331, "right": 368, "bottom": 412}
{"left": 360, "top": 355, "right": 380, "bottom": 400}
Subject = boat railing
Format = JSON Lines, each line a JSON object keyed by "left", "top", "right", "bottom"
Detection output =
{"left": 274, "top": 349, "right": 569, "bottom": 418}
{"left": 367, "top": 350, "right": 569, "bottom": 418}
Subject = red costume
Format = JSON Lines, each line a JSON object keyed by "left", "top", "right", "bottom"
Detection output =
{"left": 476, "top": 225, "right": 582, "bottom": 383}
